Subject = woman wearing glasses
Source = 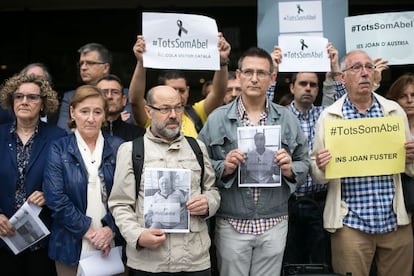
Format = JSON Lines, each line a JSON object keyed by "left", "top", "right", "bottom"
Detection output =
{"left": 0, "top": 74, "right": 66, "bottom": 275}
{"left": 43, "top": 85, "right": 124, "bottom": 275}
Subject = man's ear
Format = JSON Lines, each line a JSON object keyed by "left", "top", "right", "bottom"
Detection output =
{"left": 103, "top": 63, "right": 110, "bottom": 74}
{"left": 270, "top": 72, "right": 276, "bottom": 83}
{"left": 338, "top": 73, "right": 345, "bottom": 84}
{"left": 144, "top": 105, "right": 152, "bottom": 119}
{"left": 289, "top": 83, "right": 295, "bottom": 95}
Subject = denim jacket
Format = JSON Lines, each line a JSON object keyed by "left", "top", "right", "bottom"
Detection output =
{"left": 198, "top": 98, "right": 309, "bottom": 219}
{"left": 43, "top": 133, "right": 123, "bottom": 266}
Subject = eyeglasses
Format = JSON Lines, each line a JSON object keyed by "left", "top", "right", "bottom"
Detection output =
{"left": 77, "top": 60, "right": 106, "bottom": 67}
{"left": 297, "top": 81, "right": 318, "bottom": 88}
{"left": 240, "top": 69, "right": 271, "bottom": 79}
{"left": 101, "top": 89, "right": 122, "bottom": 96}
{"left": 343, "top": 63, "right": 375, "bottom": 73}
{"left": 13, "top": 93, "right": 43, "bottom": 102}
{"left": 147, "top": 104, "right": 185, "bottom": 114}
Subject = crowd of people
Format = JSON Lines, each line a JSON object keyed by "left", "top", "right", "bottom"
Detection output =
{"left": 0, "top": 23, "right": 413, "bottom": 276}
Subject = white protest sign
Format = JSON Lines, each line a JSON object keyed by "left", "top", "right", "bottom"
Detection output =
{"left": 278, "top": 35, "right": 330, "bottom": 72}
{"left": 142, "top": 12, "right": 219, "bottom": 70}
{"left": 345, "top": 11, "right": 414, "bottom": 65}
{"left": 278, "top": 1, "right": 323, "bottom": 33}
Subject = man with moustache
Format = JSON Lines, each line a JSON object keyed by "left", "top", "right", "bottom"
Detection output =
{"left": 108, "top": 85, "right": 220, "bottom": 275}
{"left": 312, "top": 50, "right": 414, "bottom": 276}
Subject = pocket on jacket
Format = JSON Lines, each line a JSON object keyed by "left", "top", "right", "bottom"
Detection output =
{"left": 210, "top": 136, "right": 235, "bottom": 159}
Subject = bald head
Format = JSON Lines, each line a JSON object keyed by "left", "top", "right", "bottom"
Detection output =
{"left": 146, "top": 85, "right": 180, "bottom": 105}
{"left": 145, "top": 85, "right": 183, "bottom": 141}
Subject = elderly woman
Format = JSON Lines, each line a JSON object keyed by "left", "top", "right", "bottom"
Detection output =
{"left": 43, "top": 85, "right": 124, "bottom": 275}
{"left": 0, "top": 74, "right": 66, "bottom": 275}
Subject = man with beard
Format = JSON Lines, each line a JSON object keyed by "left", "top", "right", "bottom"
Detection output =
{"left": 108, "top": 85, "right": 220, "bottom": 275}
{"left": 128, "top": 33, "right": 230, "bottom": 138}
{"left": 97, "top": 74, "right": 145, "bottom": 141}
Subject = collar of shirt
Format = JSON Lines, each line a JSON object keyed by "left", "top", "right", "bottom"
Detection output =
{"left": 236, "top": 96, "right": 269, "bottom": 126}
{"left": 343, "top": 94, "right": 383, "bottom": 119}
{"left": 288, "top": 101, "right": 316, "bottom": 120}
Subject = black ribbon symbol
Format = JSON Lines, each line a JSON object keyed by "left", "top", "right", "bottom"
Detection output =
{"left": 300, "top": 39, "right": 308, "bottom": 51}
{"left": 177, "top": 20, "right": 188, "bottom": 37}
{"left": 297, "top": 4, "right": 304, "bottom": 14}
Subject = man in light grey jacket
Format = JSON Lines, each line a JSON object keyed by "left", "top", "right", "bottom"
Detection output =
{"left": 312, "top": 50, "right": 414, "bottom": 276}
{"left": 108, "top": 85, "right": 220, "bottom": 275}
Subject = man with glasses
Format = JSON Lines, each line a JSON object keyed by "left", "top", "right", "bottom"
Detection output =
{"left": 109, "top": 85, "right": 220, "bottom": 275}
{"left": 198, "top": 47, "right": 309, "bottom": 276}
{"left": 128, "top": 33, "right": 230, "bottom": 138}
{"left": 97, "top": 74, "right": 145, "bottom": 141}
{"left": 57, "top": 43, "right": 132, "bottom": 132}
{"left": 311, "top": 50, "right": 414, "bottom": 275}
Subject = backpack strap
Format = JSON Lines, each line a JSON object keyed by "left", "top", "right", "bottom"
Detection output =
{"left": 185, "top": 136, "right": 205, "bottom": 194}
{"left": 184, "top": 105, "right": 203, "bottom": 133}
{"left": 131, "top": 136, "right": 205, "bottom": 198}
{"left": 132, "top": 136, "right": 144, "bottom": 199}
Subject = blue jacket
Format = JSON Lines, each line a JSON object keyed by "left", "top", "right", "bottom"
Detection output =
{"left": 43, "top": 133, "right": 123, "bottom": 266}
{"left": 198, "top": 98, "right": 309, "bottom": 219}
{"left": 0, "top": 121, "right": 66, "bottom": 250}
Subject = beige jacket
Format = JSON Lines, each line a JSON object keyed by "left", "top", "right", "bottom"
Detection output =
{"left": 108, "top": 130, "right": 220, "bottom": 272}
{"left": 311, "top": 93, "right": 414, "bottom": 233}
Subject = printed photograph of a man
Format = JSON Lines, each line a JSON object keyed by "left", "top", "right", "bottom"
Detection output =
{"left": 238, "top": 126, "right": 281, "bottom": 187}
{"left": 144, "top": 169, "right": 190, "bottom": 233}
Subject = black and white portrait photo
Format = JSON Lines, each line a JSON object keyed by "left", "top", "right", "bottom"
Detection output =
{"left": 143, "top": 168, "right": 191, "bottom": 233}
{"left": 238, "top": 125, "right": 281, "bottom": 187}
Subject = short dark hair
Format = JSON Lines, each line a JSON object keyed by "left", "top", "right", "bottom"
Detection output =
{"left": 290, "top": 72, "right": 319, "bottom": 85}
{"left": 157, "top": 70, "right": 188, "bottom": 86}
{"left": 237, "top": 47, "right": 274, "bottom": 73}
{"left": 97, "top": 74, "right": 124, "bottom": 91}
